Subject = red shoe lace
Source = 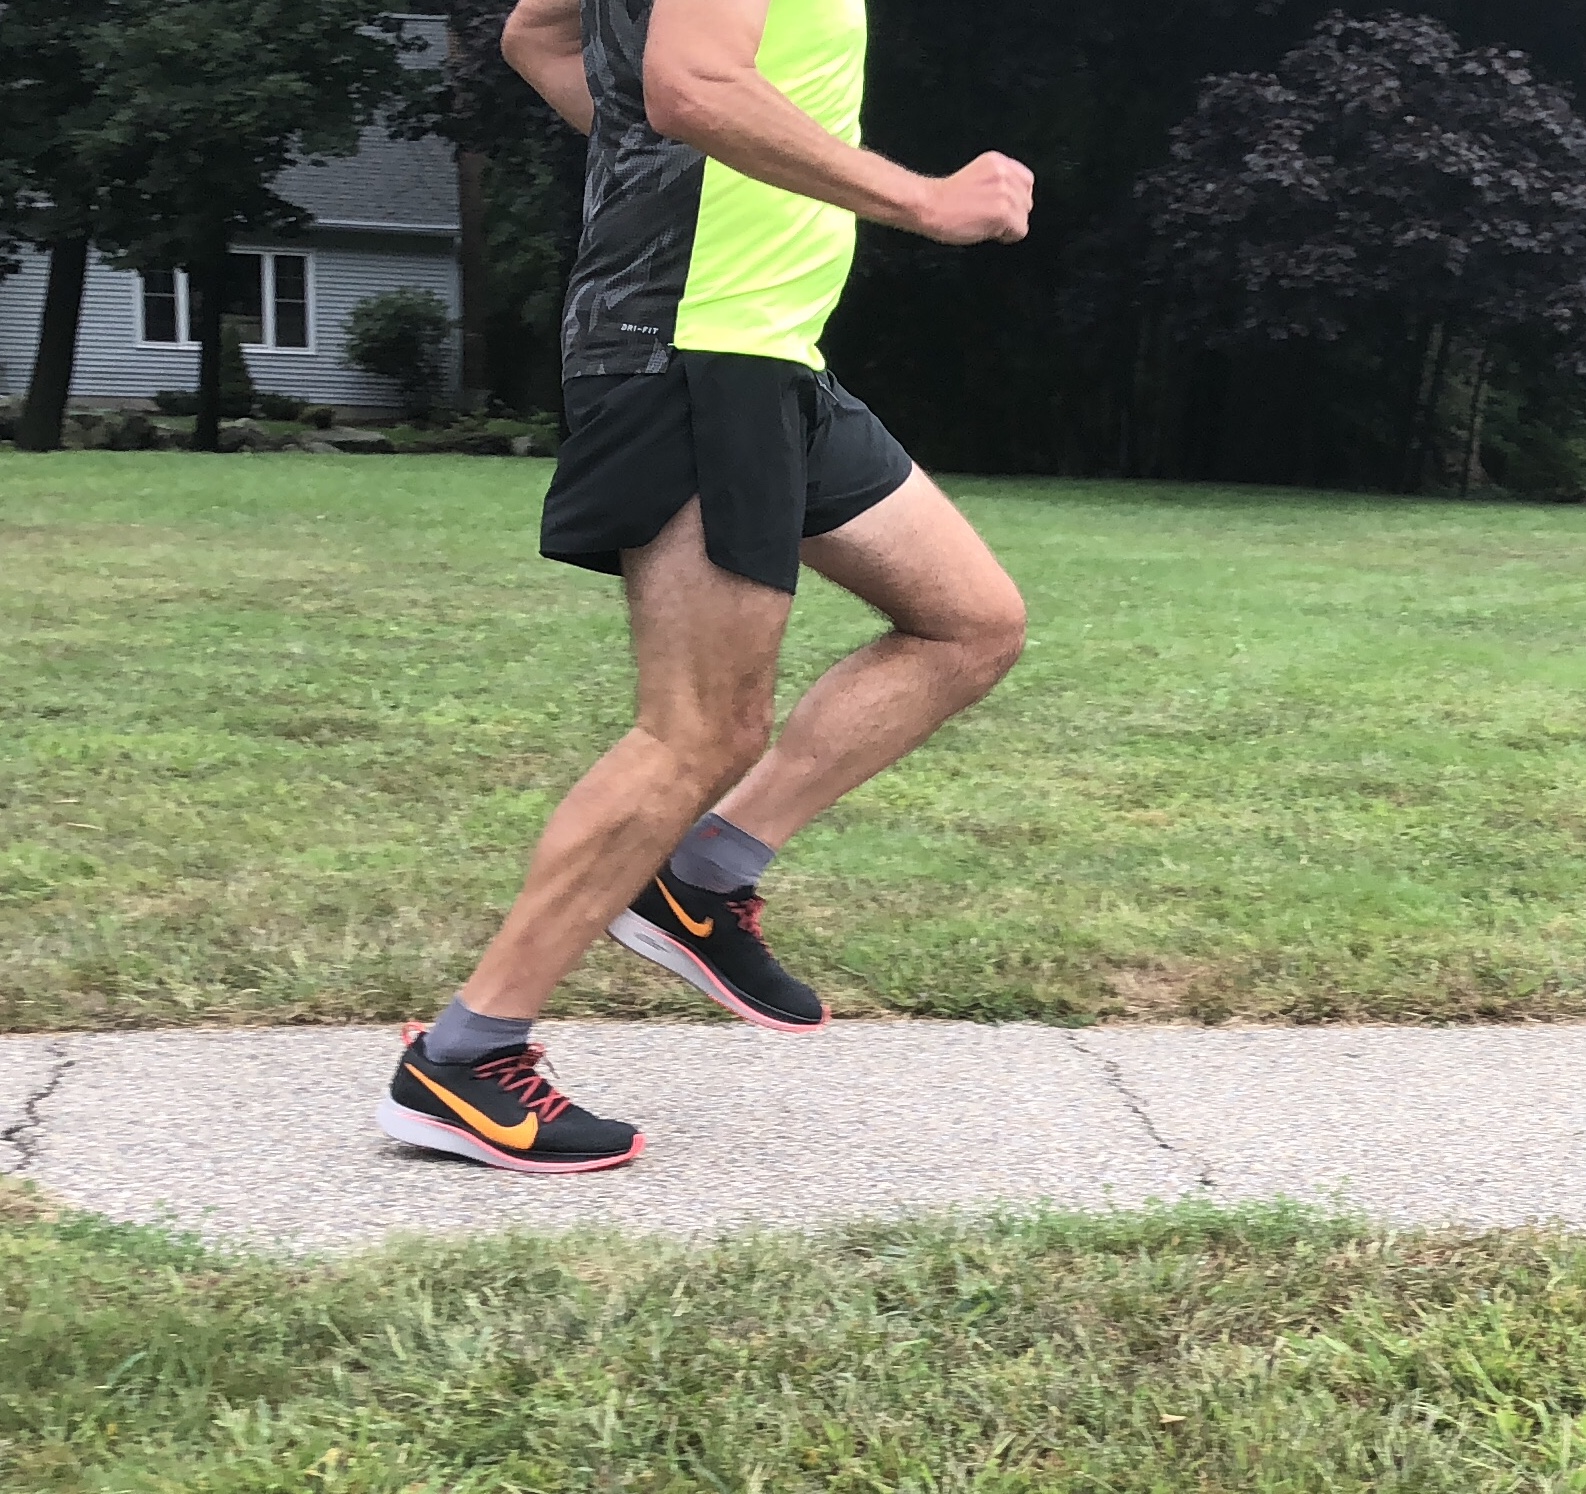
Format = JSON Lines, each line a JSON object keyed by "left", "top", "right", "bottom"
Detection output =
{"left": 726, "top": 893, "right": 768, "bottom": 944}
{"left": 475, "top": 1045, "right": 573, "bottom": 1123}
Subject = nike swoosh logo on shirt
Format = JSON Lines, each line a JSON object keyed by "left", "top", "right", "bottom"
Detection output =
{"left": 405, "top": 1065, "right": 541, "bottom": 1149}
{"left": 657, "top": 877, "right": 714, "bottom": 938}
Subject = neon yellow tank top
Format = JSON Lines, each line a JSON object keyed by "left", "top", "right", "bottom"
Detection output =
{"left": 673, "top": 0, "right": 867, "bottom": 370}
{"left": 561, "top": 0, "right": 868, "bottom": 377}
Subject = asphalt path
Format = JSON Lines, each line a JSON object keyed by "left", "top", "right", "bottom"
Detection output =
{"left": 4, "top": 1022, "right": 1583, "bottom": 1252}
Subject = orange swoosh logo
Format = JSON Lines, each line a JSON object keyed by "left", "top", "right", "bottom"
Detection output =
{"left": 657, "top": 877, "right": 714, "bottom": 938}
{"left": 405, "top": 1065, "right": 540, "bottom": 1149}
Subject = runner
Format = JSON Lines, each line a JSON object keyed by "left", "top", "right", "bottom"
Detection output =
{"left": 377, "top": 0, "right": 1034, "bottom": 1172}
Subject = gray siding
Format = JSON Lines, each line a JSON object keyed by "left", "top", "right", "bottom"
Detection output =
{"left": 0, "top": 236, "right": 462, "bottom": 408}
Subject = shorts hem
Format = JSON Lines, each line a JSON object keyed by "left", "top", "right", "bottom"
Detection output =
{"left": 803, "top": 458, "right": 916, "bottom": 540}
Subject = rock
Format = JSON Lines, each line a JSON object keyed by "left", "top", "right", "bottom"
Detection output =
{"left": 217, "top": 419, "right": 287, "bottom": 454}
{"left": 319, "top": 428, "right": 395, "bottom": 455}
{"left": 107, "top": 412, "right": 158, "bottom": 452}
{"left": 297, "top": 438, "right": 345, "bottom": 455}
{"left": 511, "top": 434, "right": 549, "bottom": 458}
{"left": 64, "top": 412, "right": 112, "bottom": 450}
{"left": 427, "top": 430, "right": 514, "bottom": 456}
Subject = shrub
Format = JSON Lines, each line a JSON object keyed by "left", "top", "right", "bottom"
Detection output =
{"left": 257, "top": 393, "right": 307, "bottom": 422}
{"left": 343, "top": 288, "right": 452, "bottom": 418}
{"left": 219, "top": 318, "right": 256, "bottom": 419}
{"left": 304, "top": 405, "right": 337, "bottom": 430}
{"left": 153, "top": 390, "right": 200, "bottom": 416}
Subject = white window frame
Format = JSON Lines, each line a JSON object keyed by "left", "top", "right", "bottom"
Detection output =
{"left": 134, "top": 249, "right": 316, "bottom": 354}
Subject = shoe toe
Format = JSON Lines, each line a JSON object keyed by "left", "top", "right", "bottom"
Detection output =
{"left": 777, "top": 978, "right": 826, "bottom": 1025}
{"left": 543, "top": 1109, "right": 640, "bottom": 1158}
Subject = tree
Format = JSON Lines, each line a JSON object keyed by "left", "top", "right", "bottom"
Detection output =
{"left": 343, "top": 289, "right": 454, "bottom": 418}
{"left": 443, "top": 0, "right": 585, "bottom": 412}
{"left": 0, "top": 1, "right": 113, "bottom": 452}
{"left": 1137, "top": 12, "right": 1586, "bottom": 491}
{"left": 79, "top": 0, "right": 437, "bottom": 450}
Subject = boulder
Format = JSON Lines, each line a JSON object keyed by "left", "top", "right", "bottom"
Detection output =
{"left": 511, "top": 434, "right": 550, "bottom": 458}
{"left": 318, "top": 428, "right": 395, "bottom": 455}
{"left": 217, "top": 419, "right": 287, "bottom": 454}
{"left": 429, "top": 429, "right": 515, "bottom": 456}
{"left": 63, "top": 412, "right": 113, "bottom": 450}
{"left": 107, "top": 412, "right": 159, "bottom": 451}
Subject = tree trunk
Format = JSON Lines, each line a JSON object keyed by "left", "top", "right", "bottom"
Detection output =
{"left": 189, "top": 238, "right": 227, "bottom": 452}
{"left": 1295, "top": 339, "right": 1322, "bottom": 488}
{"left": 1413, "top": 322, "right": 1454, "bottom": 493}
{"left": 1401, "top": 321, "right": 1450, "bottom": 494}
{"left": 15, "top": 235, "right": 91, "bottom": 453}
{"left": 1396, "top": 319, "right": 1434, "bottom": 493}
{"left": 1461, "top": 343, "right": 1491, "bottom": 500}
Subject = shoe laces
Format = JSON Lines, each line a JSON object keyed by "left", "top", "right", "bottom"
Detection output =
{"left": 725, "top": 893, "right": 768, "bottom": 944}
{"left": 475, "top": 1044, "right": 572, "bottom": 1123}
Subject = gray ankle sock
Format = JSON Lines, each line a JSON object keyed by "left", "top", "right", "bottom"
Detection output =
{"left": 425, "top": 994, "right": 533, "bottom": 1066}
{"left": 669, "top": 813, "right": 776, "bottom": 894}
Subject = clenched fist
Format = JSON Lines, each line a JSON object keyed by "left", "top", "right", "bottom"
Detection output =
{"left": 917, "top": 152, "right": 1035, "bottom": 246}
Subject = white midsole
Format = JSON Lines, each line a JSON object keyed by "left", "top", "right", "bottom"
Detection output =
{"left": 376, "top": 1095, "right": 503, "bottom": 1166}
{"left": 608, "top": 908, "right": 720, "bottom": 999}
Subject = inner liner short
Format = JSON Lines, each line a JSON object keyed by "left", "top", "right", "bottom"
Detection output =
{"left": 540, "top": 350, "right": 914, "bottom": 595}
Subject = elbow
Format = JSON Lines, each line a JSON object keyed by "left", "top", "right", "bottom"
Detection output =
{"left": 499, "top": 13, "right": 535, "bottom": 75}
{"left": 499, "top": 24, "right": 525, "bottom": 72}
{"left": 642, "top": 62, "right": 715, "bottom": 143}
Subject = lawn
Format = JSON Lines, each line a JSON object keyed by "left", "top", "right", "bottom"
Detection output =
{"left": 3, "top": 451, "right": 1585, "bottom": 1031}
{"left": 7, "top": 1185, "right": 1586, "bottom": 1493}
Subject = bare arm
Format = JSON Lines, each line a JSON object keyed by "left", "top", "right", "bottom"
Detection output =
{"left": 644, "top": 0, "right": 1032, "bottom": 246}
{"left": 502, "top": 0, "right": 593, "bottom": 136}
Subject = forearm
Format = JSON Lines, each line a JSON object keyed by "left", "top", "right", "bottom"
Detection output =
{"left": 647, "top": 68, "right": 933, "bottom": 235}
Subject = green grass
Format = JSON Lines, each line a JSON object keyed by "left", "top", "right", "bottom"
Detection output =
{"left": 7, "top": 1186, "right": 1586, "bottom": 1492}
{"left": 3, "top": 451, "right": 1586, "bottom": 1030}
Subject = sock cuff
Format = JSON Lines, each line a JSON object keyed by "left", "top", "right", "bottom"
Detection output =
{"left": 670, "top": 812, "right": 776, "bottom": 894}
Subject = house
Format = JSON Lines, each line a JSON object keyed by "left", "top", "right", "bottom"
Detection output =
{"left": 0, "top": 14, "right": 462, "bottom": 415}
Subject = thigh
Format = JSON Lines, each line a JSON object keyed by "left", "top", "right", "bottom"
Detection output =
{"left": 799, "top": 465, "right": 1025, "bottom": 641}
{"left": 623, "top": 499, "right": 794, "bottom": 734}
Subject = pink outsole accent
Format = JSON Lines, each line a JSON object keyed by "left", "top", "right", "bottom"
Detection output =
{"left": 612, "top": 916, "right": 831, "bottom": 1034}
{"left": 383, "top": 1104, "right": 646, "bottom": 1174}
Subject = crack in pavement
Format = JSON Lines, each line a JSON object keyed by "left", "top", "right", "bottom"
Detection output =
{"left": 1066, "top": 1033, "right": 1217, "bottom": 1189}
{"left": 1, "top": 1041, "right": 75, "bottom": 1177}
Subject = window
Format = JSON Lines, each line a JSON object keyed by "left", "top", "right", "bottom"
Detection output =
{"left": 141, "top": 270, "right": 182, "bottom": 343}
{"left": 139, "top": 251, "right": 312, "bottom": 350}
{"left": 273, "top": 256, "right": 309, "bottom": 349}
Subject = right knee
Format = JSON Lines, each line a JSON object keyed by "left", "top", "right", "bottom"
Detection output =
{"left": 648, "top": 702, "right": 774, "bottom": 805}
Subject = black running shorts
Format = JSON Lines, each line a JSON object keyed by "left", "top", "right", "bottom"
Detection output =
{"left": 540, "top": 350, "right": 915, "bottom": 595}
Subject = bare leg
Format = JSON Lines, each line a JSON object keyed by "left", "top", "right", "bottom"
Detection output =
{"left": 460, "top": 500, "right": 793, "bottom": 1018}
{"left": 713, "top": 466, "right": 1025, "bottom": 849}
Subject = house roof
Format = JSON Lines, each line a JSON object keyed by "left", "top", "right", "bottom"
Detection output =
{"left": 274, "top": 15, "right": 460, "bottom": 235}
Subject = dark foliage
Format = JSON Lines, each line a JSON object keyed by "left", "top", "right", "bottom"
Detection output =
{"left": 1115, "top": 12, "right": 1586, "bottom": 491}
{"left": 443, "top": 0, "right": 585, "bottom": 413}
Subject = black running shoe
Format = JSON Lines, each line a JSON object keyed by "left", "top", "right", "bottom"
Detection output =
{"left": 609, "top": 865, "right": 830, "bottom": 1032}
{"left": 377, "top": 1027, "right": 644, "bottom": 1174}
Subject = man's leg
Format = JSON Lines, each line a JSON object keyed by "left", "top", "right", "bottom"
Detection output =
{"left": 608, "top": 467, "right": 1024, "bottom": 1030}
{"left": 713, "top": 465, "right": 1026, "bottom": 847}
{"left": 457, "top": 497, "right": 793, "bottom": 1019}
{"left": 380, "top": 498, "right": 794, "bottom": 1172}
